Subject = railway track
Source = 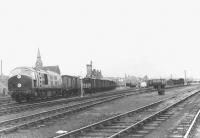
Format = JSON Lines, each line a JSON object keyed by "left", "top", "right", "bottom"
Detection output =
{"left": 0, "top": 86, "right": 194, "bottom": 134}
{"left": 0, "top": 88, "right": 157, "bottom": 116}
{"left": 0, "top": 85, "right": 186, "bottom": 110}
{"left": 0, "top": 94, "right": 125, "bottom": 134}
{"left": 167, "top": 103, "right": 200, "bottom": 138}
{"left": 164, "top": 96, "right": 200, "bottom": 138}
{"left": 0, "top": 86, "right": 191, "bottom": 116}
{"left": 0, "top": 85, "right": 186, "bottom": 107}
{"left": 53, "top": 88, "right": 200, "bottom": 138}
{"left": 0, "top": 97, "right": 12, "bottom": 104}
{"left": 0, "top": 85, "right": 185, "bottom": 107}
{"left": 0, "top": 88, "right": 160, "bottom": 134}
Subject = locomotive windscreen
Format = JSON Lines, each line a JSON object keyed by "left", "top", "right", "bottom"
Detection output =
{"left": 9, "top": 67, "right": 35, "bottom": 79}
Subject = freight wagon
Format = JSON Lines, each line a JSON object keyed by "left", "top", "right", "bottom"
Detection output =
{"left": 61, "top": 75, "right": 81, "bottom": 97}
{"left": 148, "top": 79, "right": 166, "bottom": 89}
{"left": 125, "top": 82, "right": 137, "bottom": 88}
{"left": 166, "top": 78, "right": 184, "bottom": 86}
{"left": 83, "top": 77, "right": 116, "bottom": 94}
{"left": 148, "top": 79, "right": 166, "bottom": 95}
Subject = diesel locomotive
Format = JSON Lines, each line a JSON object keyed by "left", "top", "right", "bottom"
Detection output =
{"left": 8, "top": 66, "right": 117, "bottom": 102}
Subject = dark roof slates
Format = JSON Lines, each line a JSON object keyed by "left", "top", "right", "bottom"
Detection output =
{"left": 42, "top": 66, "right": 61, "bottom": 74}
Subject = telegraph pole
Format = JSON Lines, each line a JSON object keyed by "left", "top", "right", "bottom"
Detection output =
{"left": 80, "top": 71, "right": 84, "bottom": 97}
{"left": 125, "top": 74, "right": 127, "bottom": 87}
{"left": 184, "top": 70, "right": 187, "bottom": 85}
{"left": 1, "top": 60, "right": 2, "bottom": 79}
{"left": 80, "top": 77, "right": 84, "bottom": 97}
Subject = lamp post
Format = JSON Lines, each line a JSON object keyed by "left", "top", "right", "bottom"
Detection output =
{"left": 80, "top": 77, "right": 84, "bottom": 97}
{"left": 184, "top": 70, "right": 187, "bottom": 85}
{"left": 80, "top": 71, "right": 84, "bottom": 98}
{"left": 1, "top": 59, "right": 2, "bottom": 79}
{"left": 125, "top": 74, "right": 127, "bottom": 87}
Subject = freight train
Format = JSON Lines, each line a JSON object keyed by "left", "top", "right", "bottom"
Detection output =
{"left": 148, "top": 79, "right": 166, "bottom": 89}
{"left": 148, "top": 79, "right": 166, "bottom": 95}
{"left": 148, "top": 78, "right": 185, "bottom": 88}
{"left": 166, "top": 78, "right": 184, "bottom": 86}
{"left": 8, "top": 67, "right": 117, "bottom": 102}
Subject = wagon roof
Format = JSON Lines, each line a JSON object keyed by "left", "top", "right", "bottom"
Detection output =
{"left": 62, "top": 75, "right": 79, "bottom": 78}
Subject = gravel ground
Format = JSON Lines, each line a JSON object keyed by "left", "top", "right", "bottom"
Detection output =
{"left": 0, "top": 86, "right": 196, "bottom": 138}
{"left": 143, "top": 90, "right": 200, "bottom": 138}
{"left": 189, "top": 109, "right": 200, "bottom": 138}
{"left": 192, "top": 122, "right": 200, "bottom": 138}
{"left": 0, "top": 87, "right": 130, "bottom": 122}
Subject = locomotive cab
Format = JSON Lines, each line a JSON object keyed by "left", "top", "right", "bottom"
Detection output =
{"left": 8, "top": 66, "right": 63, "bottom": 102}
{"left": 8, "top": 67, "right": 36, "bottom": 102}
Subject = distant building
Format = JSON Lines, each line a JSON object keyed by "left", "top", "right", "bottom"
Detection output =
{"left": 35, "top": 48, "right": 61, "bottom": 74}
{"left": 143, "top": 75, "right": 149, "bottom": 81}
{"left": 86, "top": 61, "right": 92, "bottom": 78}
{"left": 35, "top": 48, "right": 43, "bottom": 69}
{"left": 86, "top": 61, "right": 103, "bottom": 79}
{"left": 125, "top": 75, "right": 138, "bottom": 84}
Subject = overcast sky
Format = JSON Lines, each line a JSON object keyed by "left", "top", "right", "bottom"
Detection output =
{"left": 0, "top": 0, "right": 200, "bottom": 79}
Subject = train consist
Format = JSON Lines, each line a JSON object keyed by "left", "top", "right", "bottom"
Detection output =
{"left": 147, "top": 78, "right": 185, "bottom": 95}
{"left": 8, "top": 67, "right": 116, "bottom": 102}
{"left": 125, "top": 78, "right": 185, "bottom": 88}
{"left": 148, "top": 79, "right": 166, "bottom": 89}
{"left": 7, "top": 66, "right": 185, "bottom": 102}
{"left": 166, "top": 78, "right": 185, "bottom": 86}
{"left": 7, "top": 49, "right": 186, "bottom": 102}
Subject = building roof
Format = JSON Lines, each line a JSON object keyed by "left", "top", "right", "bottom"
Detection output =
{"left": 37, "top": 48, "right": 41, "bottom": 58}
{"left": 42, "top": 66, "right": 61, "bottom": 74}
{"left": 35, "top": 48, "right": 43, "bottom": 68}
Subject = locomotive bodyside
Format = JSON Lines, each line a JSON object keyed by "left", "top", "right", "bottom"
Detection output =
{"left": 8, "top": 67, "right": 62, "bottom": 102}
{"left": 34, "top": 69, "right": 62, "bottom": 99}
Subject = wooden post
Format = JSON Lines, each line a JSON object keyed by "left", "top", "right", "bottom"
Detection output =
{"left": 80, "top": 78, "right": 84, "bottom": 97}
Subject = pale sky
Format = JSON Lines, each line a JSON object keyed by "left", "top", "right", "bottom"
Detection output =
{"left": 0, "top": 0, "right": 200, "bottom": 78}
